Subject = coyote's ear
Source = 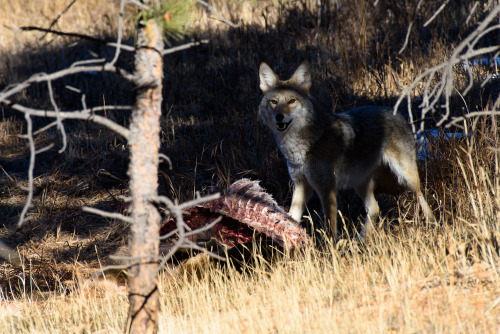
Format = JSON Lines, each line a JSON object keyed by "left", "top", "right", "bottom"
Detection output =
{"left": 259, "top": 62, "right": 279, "bottom": 93}
{"left": 289, "top": 61, "right": 311, "bottom": 94}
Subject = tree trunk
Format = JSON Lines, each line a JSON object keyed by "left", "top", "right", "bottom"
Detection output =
{"left": 126, "top": 17, "right": 164, "bottom": 334}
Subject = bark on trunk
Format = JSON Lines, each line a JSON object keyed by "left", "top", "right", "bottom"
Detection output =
{"left": 126, "top": 18, "right": 164, "bottom": 334}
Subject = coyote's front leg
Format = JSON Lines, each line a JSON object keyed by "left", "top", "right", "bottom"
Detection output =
{"left": 289, "top": 177, "right": 313, "bottom": 222}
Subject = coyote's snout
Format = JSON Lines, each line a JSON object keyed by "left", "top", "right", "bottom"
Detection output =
{"left": 258, "top": 61, "right": 437, "bottom": 240}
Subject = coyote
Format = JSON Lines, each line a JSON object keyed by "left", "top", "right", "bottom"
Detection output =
{"left": 258, "top": 61, "right": 436, "bottom": 240}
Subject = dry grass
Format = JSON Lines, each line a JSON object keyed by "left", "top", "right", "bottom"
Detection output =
{"left": 0, "top": 0, "right": 129, "bottom": 79}
{"left": 2, "top": 219, "right": 500, "bottom": 333}
{"left": 0, "top": 0, "right": 500, "bottom": 333}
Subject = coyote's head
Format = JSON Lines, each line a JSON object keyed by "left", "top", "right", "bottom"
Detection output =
{"left": 258, "top": 61, "right": 313, "bottom": 135}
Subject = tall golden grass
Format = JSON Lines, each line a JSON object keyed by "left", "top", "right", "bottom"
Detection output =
{"left": 2, "top": 194, "right": 499, "bottom": 333}
{"left": 0, "top": 0, "right": 499, "bottom": 333}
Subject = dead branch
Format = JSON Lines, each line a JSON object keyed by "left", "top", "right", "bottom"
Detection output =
{"left": 447, "top": 111, "right": 500, "bottom": 128}
{"left": 423, "top": 0, "right": 450, "bottom": 27}
{"left": 6, "top": 101, "right": 131, "bottom": 139}
{"left": 21, "top": 26, "right": 105, "bottom": 44}
{"left": 38, "top": 0, "right": 78, "bottom": 42}
{"left": 21, "top": 25, "right": 208, "bottom": 55}
{"left": 17, "top": 113, "right": 35, "bottom": 226}
{"left": 126, "top": 0, "right": 150, "bottom": 11}
{"left": 196, "top": 0, "right": 240, "bottom": 28}
{"left": 82, "top": 206, "right": 134, "bottom": 224}
{"left": 394, "top": 4, "right": 500, "bottom": 133}
{"left": 110, "top": 0, "right": 126, "bottom": 66}
{"left": 46, "top": 80, "right": 67, "bottom": 153}
{"left": 151, "top": 192, "right": 221, "bottom": 212}
{"left": 0, "top": 64, "right": 136, "bottom": 103}
{"left": 162, "top": 39, "right": 209, "bottom": 55}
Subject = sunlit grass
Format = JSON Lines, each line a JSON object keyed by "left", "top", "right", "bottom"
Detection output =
{"left": 2, "top": 219, "right": 499, "bottom": 333}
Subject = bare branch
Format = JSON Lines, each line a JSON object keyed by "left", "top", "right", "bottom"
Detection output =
{"left": 70, "top": 58, "right": 107, "bottom": 67}
{"left": 196, "top": 0, "right": 240, "bottom": 28}
{"left": 465, "top": 2, "right": 480, "bottom": 25}
{"left": 23, "top": 25, "right": 137, "bottom": 52}
{"left": 35, "top": 143, "right": 55, "bottom": 155}
{"left": 152, "top": 200, "right": 187, "bottom": 275}
{"left": 110, "top": 0, "right": 126, "bottom": 66}
{"left": 158, "top": 228, "right": 179, "bottom": 241}
{"left": 398, "top": 22, "right": 413, "bottom": 54}
{"left": 5, "top": 101, "right": 131, "bottom": 140}
{"left": 38, "top": 0, "right": 79, "bottom": 41}
{"left": 100, "top": 214, "right": 225, "bottom": 274}
{"left": 46, "top": 80, "right": 67, "bottom": 153}
{"left": 111, "top": 39, "right": 210, "bottom": 55}
{"left": 21, "top": 26, "right": 106, "bottom": 44}
{"left": 0, "top": 63, "right": 136, "bottom": 104}
{"left": 162, "top": 39, "right": 209, "bottom": 56}
{"left": 151, "top": 193, "right": 220, "bottom": 217}
{"left": 395, "top": 4, "right": 500, "bottom": 133}
{"left": 33, "top": 120, "right": 58, "bottom": 136}
{"left": 158, "top": 216, "right": 222, "bottom": 241}
{"left": 105, "top": 42, "right": 136, "bottom": 52}
{"left": 22, "top": 24, "right": 209, "bottom": 58}
{"left": 125, "top": 0, "right": 150, "bottom": 11}
{"left": 446, "top": 111, "right": 500, "bottom": 127}
{"left": 177, "top": 193, "right": 220, "bottom": 210}
{"left": 18, "top": 113, "right": 35, "bottom": 226}
{"left": 423, "top": 0, "right": 450, "bottom": 27}
{"left": 159, "top": 153, "right": 172, "bottom": 170}
{"left": 82, "top": 206, "right": 134, "bottom": 224}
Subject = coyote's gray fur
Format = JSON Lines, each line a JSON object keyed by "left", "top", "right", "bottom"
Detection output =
{"left": 258, "top": 61, "right": 436, "bottom": 240}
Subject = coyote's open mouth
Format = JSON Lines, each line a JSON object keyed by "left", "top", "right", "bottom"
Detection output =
{"left": 276, "top": 120, "right": 292, "bottom": 131}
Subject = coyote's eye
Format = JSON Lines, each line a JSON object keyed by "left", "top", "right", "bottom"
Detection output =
{"left": 288, "top": 99, "right": 296, "bottom": 104}
{"left": 269, "top": 99, "right": 278, "bottom": 105}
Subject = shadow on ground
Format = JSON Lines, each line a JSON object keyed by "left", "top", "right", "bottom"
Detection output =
{"left": 0, "top": 2, "right": 498, "bottom": 289}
